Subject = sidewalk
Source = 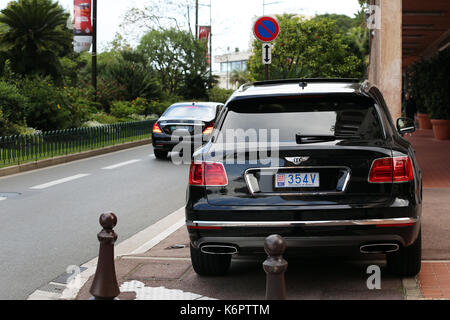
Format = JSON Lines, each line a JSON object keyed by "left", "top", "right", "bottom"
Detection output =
{"left": 406, "top": 129, "right": 450, "bottom": 299}
{"left": 72, "top": 129, "right": 450, "bottom": 300}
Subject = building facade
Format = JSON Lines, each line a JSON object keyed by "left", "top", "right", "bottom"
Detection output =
{"left": 214, "top": 51, "right": 251, "bottom": 90}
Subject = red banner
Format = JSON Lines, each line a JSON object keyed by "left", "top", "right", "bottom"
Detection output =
{"left": 199, "top": 26, "right": 211, "bottom": 65}
{"left": 74, "top": 0, "right": 92, "bottom": 36}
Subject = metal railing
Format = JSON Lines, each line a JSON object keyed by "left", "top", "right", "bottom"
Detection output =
{"left": 0, "top": 120, "right": 154, "bottom": 167}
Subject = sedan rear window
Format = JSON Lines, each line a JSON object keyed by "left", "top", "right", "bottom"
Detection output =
{"left": 220, "top": 96, "right": 384, "bottom": 142}
{"left": 163, "top": 105, "right": 215, "bottom": 121}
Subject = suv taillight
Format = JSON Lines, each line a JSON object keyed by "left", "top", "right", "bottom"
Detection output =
{"left": 369, "top": 157, "right": 414, "bottom": 183}
{"left": 189, "top": 162, "right": 228, "bottom": 186}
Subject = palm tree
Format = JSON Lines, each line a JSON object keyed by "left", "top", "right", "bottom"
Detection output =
{"left": 230, "top": 69, "right": 250, "bottom": 88}
{"left": 0, "top": 0, "right": 73, "bottom": 82}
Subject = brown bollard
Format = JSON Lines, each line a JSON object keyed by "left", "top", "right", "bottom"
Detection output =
{"left": 263, "top": 234, "right": 288, "bottom": 300}
{"left": 89, "top": 212, "right": 120, "bottom": 300}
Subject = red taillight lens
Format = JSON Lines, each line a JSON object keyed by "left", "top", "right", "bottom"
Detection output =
{"left": 369, "top": 157, "right": 414, "bottom": 183}
{"left": 369, "top": 158, "right": 393, "bottom": 183}
{"left": 202, "top": 124, "right": 214, "bottom": 135}
{"left": 393, "top": 157, "right": 414, "bottom": 182}
{"left": 153, "top": 122, "right": 162, "bottom": 133}
{"left": 189, "top": 162, "right": 228, "bottom": 186}
{"left": 189, "top": 162, "right": 205, "bottom": 185}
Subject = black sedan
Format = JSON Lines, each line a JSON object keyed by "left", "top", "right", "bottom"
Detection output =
{"left": 152, "top": 102, "right": 224, "bottom": 159}
{"left": 185, "top": 79, "right": 422, "bottom": 277}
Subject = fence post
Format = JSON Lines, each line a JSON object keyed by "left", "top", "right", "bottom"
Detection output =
{"left": 89, "top": 212, "right": 120, "bottom": 300}
{"left": 263, "top": 234, "right": 288, "bottom": 300}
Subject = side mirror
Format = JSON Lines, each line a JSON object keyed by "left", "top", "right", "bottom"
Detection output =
{"left": 397, "top": 117, "right": 416, "bottom": 135}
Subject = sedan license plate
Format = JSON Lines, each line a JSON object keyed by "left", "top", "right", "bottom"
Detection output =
{"left": 173, "top": 126, "right": 190, "bottom": 130}
{"left": 275, "top": 173, "right": 320, "bottom": 188}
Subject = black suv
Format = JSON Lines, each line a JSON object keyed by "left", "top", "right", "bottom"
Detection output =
{"left": 186, "top": 79, "right": 422, "bottom": 277}
{"left": 152, "top": 102, "right": 224, "bottom": 159}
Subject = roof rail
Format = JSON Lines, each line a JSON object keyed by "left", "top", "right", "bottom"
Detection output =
{"left": 252, "top": 78, "right": 362, "bottom": 86}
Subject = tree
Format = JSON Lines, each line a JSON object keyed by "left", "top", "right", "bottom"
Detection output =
{"left": 103, "top": 50, "right": 161, "bottom": 102}
{"left": 138, "top": 28, "right": 211, "bottom": 99}
{"left": 248, "top": 14, "right": 365, "bottom": 81}
{"left": 312, "top": 14, "right": 355, "bottom": 34}
{"left": 121, "top": 0, "right": 196, "bottom": 43}
{"left": 0, "top": 0, "right": 72, "bottom": 83}
{"left": 230, "top": 69, "right": 251, "bottom": 88}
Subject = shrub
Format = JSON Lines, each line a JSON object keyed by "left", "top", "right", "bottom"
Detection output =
{"left": 406, "top": 48, "right": 450, "bottom": 119}
{"left": 0, "top": 109, "right": 28, "bottom": 136}
{"left": 110, "top": 99, "right": 146, "bottom": 120}
{"left": 147, "top": 100, "right": 169, "bottom": 116}
{"left": 428, "top": 49, "right": 450, "bottom": 120}
{"left": 88, "top": 112, "right": 118, "bottom": 125}
{"left": 96, "top": 77, "right": 128, "bottom": 113}
{"left": 63, "top": 86, "right": 102, "bottom": 127}
{"left": 207, "top": 87, "right": 234, "bottom": 103}
{"left": 18, "top": 76, "right": 73, "bottom": 131}
{"left": 0, "top": 80, "right": 28, "bottom": 124}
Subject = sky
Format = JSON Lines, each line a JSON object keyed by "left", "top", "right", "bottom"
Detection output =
{"left": 0, "top": 0, "right": 362, "bottom": 70}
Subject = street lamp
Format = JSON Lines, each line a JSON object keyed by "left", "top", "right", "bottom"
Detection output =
{"left": 92, "top": 0, "right": 97, "bottom": 101}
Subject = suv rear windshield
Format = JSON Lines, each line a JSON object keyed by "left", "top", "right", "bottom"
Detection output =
{"left": 163, "top": 105, "right": 216, "bottom": 121}
{"left": 220, "top": 96, "right": 384, "bottom": 142}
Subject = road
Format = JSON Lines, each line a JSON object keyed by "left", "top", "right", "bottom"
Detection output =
{"left": 0, "top": 145, "right": 189, "bottom": 300}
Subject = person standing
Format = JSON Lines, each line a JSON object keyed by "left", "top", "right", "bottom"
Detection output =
{"left": 404, "top": 93, "right": 417, "bottom": 121}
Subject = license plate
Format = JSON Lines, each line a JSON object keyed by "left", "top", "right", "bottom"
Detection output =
{"left": 275, "top": 173, "right": 320, "bottom": 188}
{"left": 173, "top": 126, "right": 190, "bottom": 130}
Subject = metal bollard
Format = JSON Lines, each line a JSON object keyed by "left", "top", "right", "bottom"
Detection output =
{"left": 263, "top": 234, "right": 288, "bottom": 300}
{"left": 89, "top": 212, "right": 120, "bottom": 300}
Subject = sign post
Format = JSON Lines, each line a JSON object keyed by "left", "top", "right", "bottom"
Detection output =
{"left": 253, "top": 16, "right": 280, "bottom": 81}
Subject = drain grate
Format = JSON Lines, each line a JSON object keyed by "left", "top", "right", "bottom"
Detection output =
{"left": 166, "top": 244, "right": 187, "bottom": 250}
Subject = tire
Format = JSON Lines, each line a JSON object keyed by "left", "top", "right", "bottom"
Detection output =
{"left": 154, "top": 150, "right": 168, "bottom": 160}
{"left": 387, "top": 229, "right": 422, "bottom": 277}
{"left": 190, "top": 243, "right": 232, "bottom": 276}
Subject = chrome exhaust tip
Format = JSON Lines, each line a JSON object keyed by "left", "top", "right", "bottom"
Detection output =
{"left": 360, "top": 243, "right": 400, "bottom": 254}
{"left": 200, "top": 245, "right": 238, "bottom": 255}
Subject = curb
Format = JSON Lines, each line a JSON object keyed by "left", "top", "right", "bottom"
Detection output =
{"left": 0, "top": 138, "right": 152, "bottom": 178}
{"left": 402, "top": 276, "right": 422, "bottom": 300}
{"left": 27, "top": 207, "right": 185, "bottom": 300}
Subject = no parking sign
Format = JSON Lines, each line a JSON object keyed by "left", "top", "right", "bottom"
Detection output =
{"left": 253, "top": 16, "right": 280, "bottom": 42}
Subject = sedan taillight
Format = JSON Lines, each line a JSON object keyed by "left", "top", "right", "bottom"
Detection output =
{"left": 189, "top": 162, "right": 228, "bottom": 186}
{"left": 369, "top": 157, "right": 414, "bottom": 183}
{"left": 202, "top": 124, "right": 214, "bottom": 135}
{"left": 153, "top": 122, "right": 163, "bottom": 133}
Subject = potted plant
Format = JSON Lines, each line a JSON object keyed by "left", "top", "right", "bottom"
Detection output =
{"left": 428, "top": 49, "right": 450, "bottom": 140}
{"left": 429, "top": 91, "right": 450, "bottom": 140}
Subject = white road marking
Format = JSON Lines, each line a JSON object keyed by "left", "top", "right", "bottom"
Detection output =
{"left": 102, "top": 159, "right": 142, "bottom": 170}
{"left": 120, "top": 280, "right": 216, "bottom": 300}
{"left": 30, "top": 174, "right": 90, "bottom": 190}
{"left": 0, "top": 197, "right": 6, "bottom": 201}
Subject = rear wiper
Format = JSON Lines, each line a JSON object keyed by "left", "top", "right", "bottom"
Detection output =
{"left": 296, "top": 134, "right": 361, "bottom": 144}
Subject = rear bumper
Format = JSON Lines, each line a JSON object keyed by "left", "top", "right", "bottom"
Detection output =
{"left": 152, "top": 133, "right": 209, "bottom": 151}
{"left": 186, "top": 203, "right": 421, "bottom": 255}
{"left": 190, "top": 234, "right": 411, "bottom": 256}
